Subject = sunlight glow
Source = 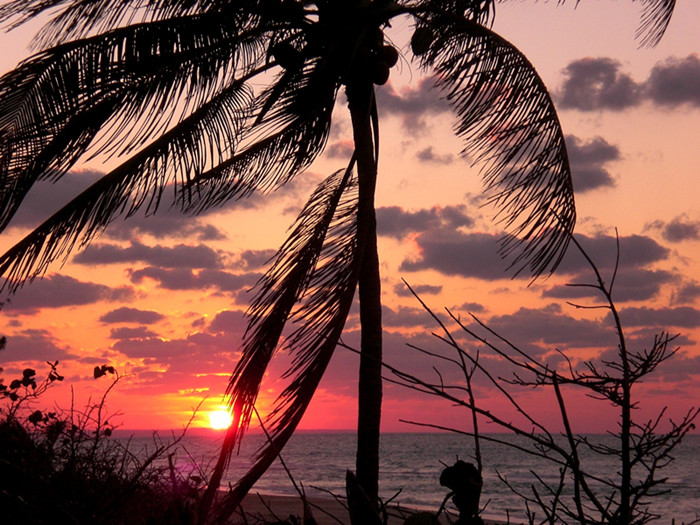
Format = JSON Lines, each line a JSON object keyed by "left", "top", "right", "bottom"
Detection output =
{"left": 208, "top": 409, "right": 233, "bottom": 430}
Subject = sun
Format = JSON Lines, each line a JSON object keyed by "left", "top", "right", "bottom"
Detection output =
{"left": 208, "top": 409, "right": 233, "bottom": 430}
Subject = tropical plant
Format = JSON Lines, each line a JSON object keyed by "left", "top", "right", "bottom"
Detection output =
{"left": 0, "top": 0, "right": 674, "bottom": 522}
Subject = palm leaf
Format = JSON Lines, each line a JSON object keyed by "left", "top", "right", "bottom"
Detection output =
{"left": 416, "top": 12, "right": 576, "bottom": 278}
{"left": 0, "top": 11, "right": 270, "bottom": 231}
{"left": 0, "top": 80, "right": 255, "bottom": 293}
{"left": 214, "top": 165, "right": 360, "bottom": 517}
{"left": 179, "top": 55, "right": 341, "bottom": 213}
{"left": 635, "top": 0, "right": 676, "bottom": 47}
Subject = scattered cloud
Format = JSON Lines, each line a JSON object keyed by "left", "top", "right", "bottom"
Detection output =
{"left": 74, "top": 240, "right": 224, "bottom": 269}
{"left": 672, "top": 282, "right": 700, "bottom": 305}
{"left": 2, "top": 274, "right": 134, "bottom": 312}
{"left": 377, "top": 204, "right": 474, "bottom": 239}
{"left": 375, "top": 77, "right": 450, "bottom": 130}
{"left": 108, "top": 326, "right": 159, "bottom": 340}
{"left": 324, "top": 140, "right": 355, "bottom": 159}
{"left": 393, "top": 282, "right": 442, "bottom": 297}
{"left": 613, "top": 306, "right": 700, "bottom": 328}
{"left": 646, "top": 54, "right": 700, "bottom": 107}
{"left": 0, "top": 329, "right": 80, "bottom": 363}
{"left": 557, "top": 57, "right": 641, "bottom": 111}
{"left": 99, "top": 307, "right": 165, "bottom": 324}
{"left": 402, "top": 230, "right": 669, "bottom": 281}
{"left": 416, "top": 146, "right": 455, "bottom": 165}
{"left": 565, "top": 135, "right": 619, "bottom": 192}
{"left": 557, "top": 54, "right": 700, "bottom": 111}
{"left": 646, "top": 215, "right": 700, "bottom": 243}
{"left": 127, "top": 267, "right": 259, "bottom": 295}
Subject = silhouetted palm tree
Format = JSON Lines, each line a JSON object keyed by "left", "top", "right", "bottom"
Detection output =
{"left": 0, "top": 0, "right": 674, "bottom": 521}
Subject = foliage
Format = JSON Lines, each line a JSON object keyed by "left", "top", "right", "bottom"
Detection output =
{"left": 386, "top": 233, "right": 699, "bottom": 525}
{"left": 0, "top": 352, "right": 205, "bottom": 525}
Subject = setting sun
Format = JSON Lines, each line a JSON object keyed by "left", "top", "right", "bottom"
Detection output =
{"left": 208, "top": 409, "right": 233, "bottom": 430}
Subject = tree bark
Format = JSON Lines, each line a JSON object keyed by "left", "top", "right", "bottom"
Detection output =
{"left": 346, "top": 77, "right": 383, "bottom": 508}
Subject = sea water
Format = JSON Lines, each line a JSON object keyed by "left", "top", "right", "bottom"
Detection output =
{"left": 120, "top": 431, "right": 700, "bottom": 523}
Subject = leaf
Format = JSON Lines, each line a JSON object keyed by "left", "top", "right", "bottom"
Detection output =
{"left": 28, "top": 410, "right": 43, "bottom": 425}
{"left": 416, "top": 12, "right": 576, "bottom": 278}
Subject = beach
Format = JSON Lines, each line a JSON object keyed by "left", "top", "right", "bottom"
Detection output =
{"left": 233, "top": 493, "right": 447, "bottom": 524}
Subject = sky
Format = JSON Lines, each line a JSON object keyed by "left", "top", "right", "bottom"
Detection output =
{"left": 1, "top": 1, "right": 699, "bottom": 439}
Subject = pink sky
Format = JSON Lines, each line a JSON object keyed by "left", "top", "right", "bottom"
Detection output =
{"left": 1, "top": 2, "right": 699, "bottom": 436}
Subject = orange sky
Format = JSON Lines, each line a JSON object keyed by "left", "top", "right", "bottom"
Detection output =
{"left": 1, "top": 2, "right": 699, "bottom": 437}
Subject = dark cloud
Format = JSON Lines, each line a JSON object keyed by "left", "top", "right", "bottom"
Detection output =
{"left": 99, "top": 307, "right": 165, "bottom": 324}
{"left": 481, "top": 303, "right": 614, "bottom": 349}
{"left": 400, "top": 230, "right": 509, "bottom": 279}
{"left": 565, "top": 135, "right": 619, "bottom": 192}
{"left": 4, "top": 170, "right": 227, "bottom": 243}
{"left": 658, "top": 216, "right": 700, "bottom": 243}
{"left": 542, "top": 268, "right": 675, "bottom": 303}
{"left": 557, "top": 58, "right": 641, "bottom": 111}
{"left": 646, "top": 54, "right": 700, "bottom": 107}
{"left": 558, "top": 54, "right": 700, "bottom": 111}
{"left": 393, "top": 282, "right": 442, "bottom": 297}
{"left": 127, "top": 267, "right": 259, "bottom": 294}
{"left": 108, "top": 326, "right": 159, "bottom": 340}
{"left": 325, "top": 140, "right": 355, "bottom": 159}
{"left": 208, "top": 309, "right": 250, "bottom": 335}
{"left": 5, "top": 171, "right": 102, "bottom": 230}
{"left": 238, "top": 249, "right": 276, "bottom": 270}
{"left": 402, "top": 230, "right": 669, "bottom": 281}
{"left": 376, "top": 205, "right": 474, "bottom": 239}
{"left": 416, "top": 147, "right": 455, "bottom": 165}
{"left": 2, "top": 274, "right": 134, "bottom": 312}
{"left": 73, "top": 240, "right": 223, "bottom": 269}
{"left": 382, "top": 305, "right": 434, "bottom": 330}
{"left": 614, "top": 306, "right": 700, "bottom": 328}
{"left": 375, "top": 77, "right": 450, "bottom": 131}
{"left": 0, "top": 329, "right": 80, "bottom": 363}
{"left": 672, "top": 282, "right": 700, "bottom": 305}
{"left": 105, "top": 210, "right": 228, "bottom": 242}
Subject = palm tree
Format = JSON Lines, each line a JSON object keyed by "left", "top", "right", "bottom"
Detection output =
{"left": 0, "top": 0, "right": 674, "bottom": 521}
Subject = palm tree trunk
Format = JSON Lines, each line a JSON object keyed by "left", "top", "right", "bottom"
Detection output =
{"left": 346, "top": 78, "right": 383, "bottom": 508}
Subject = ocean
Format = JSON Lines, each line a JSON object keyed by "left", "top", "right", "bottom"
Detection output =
{"left": 121, "top": 431, "right": 700, "bottom": 523}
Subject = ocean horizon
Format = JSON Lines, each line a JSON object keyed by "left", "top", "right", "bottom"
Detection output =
{"left": 114, "top": 430, "right": 700, "bottom": 523}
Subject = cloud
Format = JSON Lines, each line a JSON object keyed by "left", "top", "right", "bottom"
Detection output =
{"left": 0, "top": 329, "right": 80, "bottom": 363}
{"left": 238, "top": 249, "right": 276, "bottom": 270}
{"left": 127, "top": 267, "right": 259, "bottom": 294}
{"left": 542, "top": 268, "right": 675, "bottom": 303}
{"left": 104, "top": 210, "right": 228, "bottom": 242}
{"left": 672, "top": 282, "right": 700, "bottom": 305}
{"left": 646, "top": 54, "right": 700, "bottom": 107}
{"left": 99, "top": 307, "right": 165, "bottom": 324}
{"left": 375, "top": 77, "right": 451, "bottom": 131}
{"left": 557, "top": 57, "right": 641, "bottom": 111}
{"left": 613, "top": 306, "right": 700, "bottom": 328}
{"left": 377, "top": 205, "right": 474, "bottom": 239}
{"left": 483, "top": 303, "right": 616, "bottom": 349}
{"left": 73, "top": 240, "right": 223, "bottom": 269}
{"left": 400, "top": 230, "right": 509, "bottom": 279}
{"left": 382, "top": 305, "right": 434, "bottom": 330}
{"left": 402, "top": 230, "right": 669, "bottom": 281}
{"left": 325, "top": 140, "right": 355, "bottom": 159}
{"left": 108, "top": 326, "right": 159, "bottom": 340}
{"left": 393, "top": 282, "right": 442, "bottom": 297}
{"left": 416, "top": 146, "right": 455, "bottom": 165}
{"left": 557, "top": 54, "right": 700, "bottom": 111}
{"left": 565, "top": 135, "right": 619, "bottom": 192}
{"left": 646, "top": 215, "right": 700, "bottom": 243}
{"left": 2, "top": 274, "right": 134, "bottom": 312}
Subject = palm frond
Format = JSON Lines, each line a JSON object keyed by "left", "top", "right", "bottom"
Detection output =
{"left": 413, "top": 0, "right": 496, "bottom": 26}
{"left": 0, "top": 80, "right": 255, "bottom": 293}
{"left": 180, "top": 56, "right": 341, "bottom": 213}
{"left": 215, "top": 166, "right": 360, "bottom": 517}
{"left": 0, "top": 12, "right": 269, "bottom": 231}
{"left": 635, "top": 0, "right": 676, "bottom": 47}
{"left": 417, "top": 13, "right": 575, "bottom": 278}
